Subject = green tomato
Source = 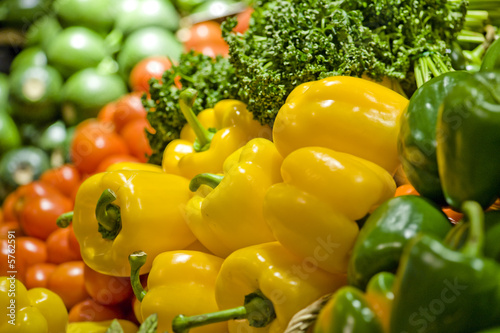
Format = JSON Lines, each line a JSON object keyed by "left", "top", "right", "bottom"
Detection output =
{"left": 117, "top": 26, "right": 182, "bottom": 79}
{"left": 53, "top": 0, "right": 115, "bottom": 34}
{"left": 0, "top": 73, "right": 9, "bottom": 107}
{"left": 0, "top": 0, "right": 54, "bottom": 28}
{"left": 10, "top": 47, "right": 47, "bottom": 73}
{"left": 190, "top": 0, "right": 239, "bottom": 16}
{"left": 0, "top": 112, "right": 21, "bottom": 156}
{"left": 46, "top": 26, "right": 109, "bottom": 78}
{"left": 114, "top": 0, "right": 180, "bottom": 35}
{"left": 61, "top": 68, "right": 128, "bottom": 125}
{"left": 9, "top": 65, "right": 63, "bottom": 122}
{"left": 0, "top": 146, "right": 50, "bottom": 193}
{"left": 25, "top": 15, "right": 62, "bottom": 52}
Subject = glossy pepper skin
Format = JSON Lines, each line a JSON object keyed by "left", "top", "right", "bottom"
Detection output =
{"left": 272, "top": 76, "right": 409, "bottom": 174}
{"left": 66, "top": 319, "right": 138, "bottom": 333}
{"left": 398, "top": 71, "right": 471, "bottom": 203}
{"left": 0, "top": 276, "right": 68, "bottom": 333}
{"left": 314, "top": 272, "right": 394, "bottom": 333}
{"left": 264, "top": 147, "right": 396, "bottom": 275}
{"left": 437, "top": 71, "right": 500, "bottom": 210}
{"left": 72, "top": 169, "right": 196, "bottom": 276}
{"left": 217, "top": 242, "right": 346, "bottom": 333}
{"left": 129, "top": 250, "right": 228, "bottom": 333}
{"left": 186, "top": 138, "right": 282, "bottom": 258}
{"left": 162, "top": 89, "right": 272, "bottom": 180}
{"left": 390, "top": 201, "right": 500, "bottom": 333}
{"left": 481, "top": 38, "right": 500, "bottom": 71}
{"left": 348, "top": 195, "right": 452, "bottom": 289}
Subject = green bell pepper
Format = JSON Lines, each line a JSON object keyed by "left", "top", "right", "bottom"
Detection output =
{"left": 436, "top": 71, "right": 500, "bottom": 210}
{"left": 389, "top": 201, "right": 500, "bottom": 333}
{"left": 348, "top": 195, "right": 452, "bottom": 290}
{"left": 481, "top": 38, "right": 500, "bottom": 71}
{"left": 314, "top": 273, "right": 394, "bottom": 333}
{"left": 398, "top": 71, "right": 471, "bottom": 203}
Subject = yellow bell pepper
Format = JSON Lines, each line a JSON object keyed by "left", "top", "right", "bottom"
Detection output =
{"left": 0, "top": 276, "right": 68, "bottom": 333}
{"left": 264, "top": 147, "right": 396, "bottom": 275}
{"left": 185, "top": 138, "right": 282, "bottom": 258}
{"left": 105, "top": 161, "right": 163, "bottom": 172}
{"left": 72, "top": 169, "right": 196, "bottom": 277}
{"left": 129, "top": 250, "right": 228, "bottom": 333}
{"left": 172, "top": 242, "right": 346, "bottom": 333}
{"left": 66, "top": 319, "right": 138, "bottom": 333}
{"left": 162, "top": 88, "right": 272, "bottom": 179}
{"left": 272, "top": 76, "right": 409, "bottom": 174}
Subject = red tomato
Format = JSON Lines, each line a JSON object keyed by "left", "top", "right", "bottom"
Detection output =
{"left": 119, "top": 118, "right": 154, "bottom": 163}
{"left": 95, "top": 154, "right": 140, "bottom": 173}
{"left": 0, "top": 221, "right": 24, "bottom": 238}
{"left": 46, "top": 228, "right": 82, "bottom": 264}
{"left": 97, "top": 102, "right": 118, "bottom": 124}
{"left": 67, "top": 225, "right": 81, "bottom": 256}
{"left": 48, "top": 261, "right": 89, "bottom": 309}
{"left": 233, "top": 7, "right": 253, "bottom": 33}
{"left": 181, "top": 21, "right": 226, "bottom": 50}
{"left": 40, "top": 164, "right": 81, "bottom": 199}
{"left": 69, "top": 299, "right": 126, "bottom": 322}
{"left": 1, "top": 190, "right": 19, "bottom": 222}
{"left": 190, "top": 42, "right": 230, "bottom": 58}
{"left": 83, "top": 264, "right": 133, "bottom": 306}
{"left": 70, "top": 119, "right": 130, "bottom": 175}
{"left": 113, "top": 92, "right": 147, "bottom": 132}
{"left": 129, "top": 56, "right": 174, "bottom": 92}
{"left": 20, "top": 194, "right": 73, "bottom": 240}
{"left": 0, "top": 237, "right": 48, "bottom": 284}
{"left": 25, "top": 263, "right": 57, "bottom": 289}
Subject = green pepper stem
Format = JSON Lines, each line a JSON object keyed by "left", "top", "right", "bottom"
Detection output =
{"left": 172, "top": 291, "right": 276, "bottom": 333}
{"left": 189, "top": 173, "right": 224, "bottom": 192}
{"left": 128, "top": 251, "right": 148, "bottom": 302}
{"left": 95, "top": 189, "right": 122, "bottom": 240}
{"left": 56, "top": 211, "right": 74, "bottom": 228}
{"left": 460, "top": 201, "right": 485, "bottom": 257}
{"left": 179, "top": 88, "right": 214, "bottom": 152}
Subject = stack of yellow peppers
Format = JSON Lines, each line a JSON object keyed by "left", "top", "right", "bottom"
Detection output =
{"left": 62, "top": 77, "right": 408, "bottom": 333}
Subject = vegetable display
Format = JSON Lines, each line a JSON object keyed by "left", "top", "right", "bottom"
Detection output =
{"left": 1, "top": 0, "right": 500, "bottom": 333}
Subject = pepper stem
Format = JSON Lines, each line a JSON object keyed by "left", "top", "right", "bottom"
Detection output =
{"left": 56, "top": 211, "right": 74, "bottom": 228}
{"left": 95, "top": 189, "right": 122, "bottom": 240}
{"left": 189, "top": 173, "right": 224, "bottom": 192}
{"left": 179, "top": 88, "right": 215, "bottom": 152}
{"left": 460, "top": 201, "right": 485, "bottom": 257}
{"left": 128, "top": 251, "right": 148, "bottom": 302}
{"left": 172, "top": 290, "right": 276, "bottom": 333}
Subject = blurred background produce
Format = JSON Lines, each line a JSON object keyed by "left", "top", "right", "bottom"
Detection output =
{"left": 0, "top": 0, "right": 252, "bottom": 202}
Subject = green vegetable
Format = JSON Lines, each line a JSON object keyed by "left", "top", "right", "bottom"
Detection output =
{"left": 398, "top": 71, "right": 472, "bottom": 203}
{"left": 117, "top": 26, "right": 183, "bottom": 80}
{"left": 61, "top": 67, "right": 127, "bottom": 125}
{"left": 481, "top": 37, "right": 500, "bottom": 71}
{"left": 53, "top": 0, "right": 115, "bottom": 34}
{"left": 0, "top": 146, "right": 50, "bottom": 193}
{"left": 389, "top": 201, "right": 500, "bottom": 333}
{"left": 145, "top": 51, "right": 239, "bottom": 164}
{"left": 9, "top": 47, "right": 48, "bottom": 72}
{"left": 0, "top": 0, "right": 54, "bottom": 28}
{"left": 0, "top": 111, "right": 22, "bottom": 156}
{"left": 24, "top": 15, "right": 62, "bottom": 52}
{"left": 0, "top": 73, "right": 9, "bottom": 107}
{"left": 436, "top": 71, "right": 500, "bottom": 210}
{"left": 220, "top": 0, "right": 467, "bottom": 127}
{"left": 9, "top": 65, "right": 63, "bottom": 123}
{"left": 114, "top": 0, "right": 180, "bottom": 35}
{"left": 46, "top": 26, "right": 109, "bottom": 78}
{"left": 347, "top": 195, "right": 452, "bottom": 290}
